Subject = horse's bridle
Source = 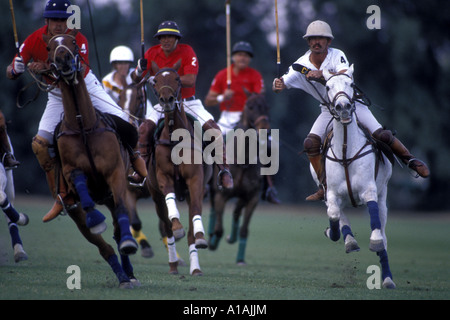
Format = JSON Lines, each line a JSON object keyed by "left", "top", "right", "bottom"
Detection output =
{"left": 325, "top": 73, "right": 356, "bottom": 123}
{"left": 152, "top": 68, "right": 182, "bottom": 113}
{"left": 48, "top": 34, "right": 82, "bottom": 85}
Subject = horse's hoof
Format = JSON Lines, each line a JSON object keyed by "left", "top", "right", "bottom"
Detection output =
{"left": 17, "top": 213, "right": 29, "bottom": 226}
{"left": 119, "top": 238, "right": 138, "bottom": 255}
{"left": 140, "top": 240, "right": 154, "bottom": 258}
{"left": 171, "top": 218, "right": 185, "bottom": 240}
{"left": 89, "top": 221, "right": 107, "bottom": 235}
{"left": 382, "top": 277, "right": 396, "bottom": 289}
{"left": 119, "top": 281, "right": 133, "bottom": 289}
{"left": 169, "top": 262, "right": 178, "bottom": 274}
{"left": 226, "top": 235, "right": 237, "bottom": 244}
{"left": 369, "top": 240, "right": 385, "bottom": 252}
{"left": 369, "top": 229, "right": 385, "bottom": 252}
{"left": 173, "top": 228, "right": 186, "bottom": 240}
{"left": 13, "top": 244, "right": 28, "bottom": 263}
{"left": 130, "top": 277, "right": 141, "bottom": 287}
{"left": 195, "top": 238, "right": 208, "bottom": 249}
{"left": 191, "top": 269, "right": 203, "bottom": 276}
{"left": 345, "top": 235, "right": 360, "bottom": 253}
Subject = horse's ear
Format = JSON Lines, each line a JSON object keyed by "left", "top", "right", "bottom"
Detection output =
{"left": 151, "top": 61, "right": 160, "bottom": 74}
{"left": 346, "top": 64, "right": 354, "bottom": 77}
{"left": 173, "top": 59, "right": 182, "bottom": 72}
{"left": 322, "top": 69, "right": 333, "bottom": 81}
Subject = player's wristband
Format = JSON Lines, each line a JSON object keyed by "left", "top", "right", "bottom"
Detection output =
{"left": 216, "top": 94, "right": 224, "bottom": 103}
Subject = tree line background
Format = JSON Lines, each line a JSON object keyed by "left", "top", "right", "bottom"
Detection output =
{"left": 1, "top": 0, "right": 449, "bottom": 211}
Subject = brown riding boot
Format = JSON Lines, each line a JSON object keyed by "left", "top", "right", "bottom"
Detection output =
{"left": 42, "top": 169, "right": 76, "bottom": 222}
{"left": 305, "top": 154, "right": 326, "bottom": 201}
{"left": 304, "top": 133, "right": 326, "bottom": 201}
{"left": 128, "top": 120, "right": 155, "bottom": 184}
{"left": 203, "top": 120, "right": 233, "bottom": 190}
{"left": 373, "top": 128, "right": 430, "bottom": 178}
{"left": 390, "top": 138, "right": 430, "bottom": 178}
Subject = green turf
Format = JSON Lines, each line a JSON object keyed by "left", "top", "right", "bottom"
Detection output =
{"left": 1, "top": 196, "right": 449, "bottom": 300}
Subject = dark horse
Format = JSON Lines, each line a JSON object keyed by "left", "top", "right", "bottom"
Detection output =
{"left": 45, "top": 31, "right": 138, "bottom": 288}
{"left": 208, "top": 93, "right": 271, "bottom": 264}
{"left": 146, "top": 61, "right": 211, "bottom": 275}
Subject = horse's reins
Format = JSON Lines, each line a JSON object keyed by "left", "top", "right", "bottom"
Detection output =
{"left": 49, "top": 35, "right": 102, "bottom": 179}
{"left": 320, "top": 73, "right": 376, "bottom": 207}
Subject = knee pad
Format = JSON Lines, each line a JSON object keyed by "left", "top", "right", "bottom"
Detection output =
{"left": 31, "top": 135, "right": 55, "bottom": 172}
{"left": 373, "top": 128, "right": 394, "bottom": 145}
{"left": 303, "top": 133, "right": 321, "bottom": 156}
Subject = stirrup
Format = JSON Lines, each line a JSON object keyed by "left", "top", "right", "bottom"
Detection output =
{"left": 128, "top": 172, "right": 147, "bottom": 187}
{"left": 2, "top": 153, "right": 20, "bottom": 169}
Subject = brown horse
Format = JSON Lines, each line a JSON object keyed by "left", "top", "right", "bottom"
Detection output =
{"left": 208, "top": 93, "right": 271, "bottom": 264}
{"left": 45, "top": 31, "right": 138, "bottom": 288}
{"left": 145, "top": 61, "right": 211, "bottom": 275}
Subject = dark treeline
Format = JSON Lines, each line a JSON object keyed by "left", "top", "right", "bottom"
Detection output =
{"left": 1, "top": 0, "right": 449, "bottom": 211}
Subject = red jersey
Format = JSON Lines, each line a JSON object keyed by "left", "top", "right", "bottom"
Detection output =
{"left": 209, "top": 65, "right": 264, "bottom": 112}
{"left": 143, "top": 44, "right": 197, "bottom": 99}
{"left": 17, "top": 25, "right": 90, "bottom": 76}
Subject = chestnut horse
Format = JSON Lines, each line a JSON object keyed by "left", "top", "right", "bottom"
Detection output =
{"left": 146, "top": 61, "right": 211, "bottom": 275}
{"left": 45, "top": 32, "right": 138, "bottom": 288}
{"left": 208, "top": 93, "right": 271, "bottom": 264}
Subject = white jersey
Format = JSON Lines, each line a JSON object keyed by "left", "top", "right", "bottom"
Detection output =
{"left": 102, "top": 69, "right": 134, "bottom": 103}
{"left": 283, "top": 48, "right": 349, "bottom": 104}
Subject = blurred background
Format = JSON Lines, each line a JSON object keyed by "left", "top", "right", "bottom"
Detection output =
{"left": 1, "top": 0, "right": 449, "bottom": 211}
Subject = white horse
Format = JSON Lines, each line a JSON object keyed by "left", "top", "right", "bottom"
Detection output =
{"left": 313, "top": 65, "right": 395, "bottom": 289}
{"left": 1, "top": 156, "right": 29, "bottom": 263}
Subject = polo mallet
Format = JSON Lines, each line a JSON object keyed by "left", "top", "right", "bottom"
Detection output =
{"left": 9, "top": 0, "right": 20, "bottom": 57}
{"left": 140, "top": 0, "right": 146, "bottom": 71}
{"left": 226, "top": 0, "right": 231, "bottom": 89}
{"left": 275, "top": 0, "right": 281, "bottom": 78}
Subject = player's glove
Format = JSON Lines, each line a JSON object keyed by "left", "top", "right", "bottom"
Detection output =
{"left": 12, "top": 57, "right": 25, "bottom": 76}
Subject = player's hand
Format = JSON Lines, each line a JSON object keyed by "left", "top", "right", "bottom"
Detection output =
{"left": 12, "top": 57, "right": 25, "bottom": 75}
{"left": 136, "top": 58, "right": 147, "bottom": 76}
{"left": 272, "top": 78, "right": 285, "bottom": 93}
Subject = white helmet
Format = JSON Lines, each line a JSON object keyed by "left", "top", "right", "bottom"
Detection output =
{"left": 303, "top": 20, "right": 334, "bottom": 39}
{"left": 109, "top": 46, "right": 134, "bottom": 63}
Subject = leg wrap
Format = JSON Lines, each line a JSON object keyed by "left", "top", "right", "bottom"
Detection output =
{"left": 165, "top": 193, "right": 180, "bottom": 221}
{"left": 192, "top": 215, "right": 205, "bottom": 235}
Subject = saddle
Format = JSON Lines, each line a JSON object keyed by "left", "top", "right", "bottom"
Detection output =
{"left": 321, "top": 122, "right": 395, "bottom": 179}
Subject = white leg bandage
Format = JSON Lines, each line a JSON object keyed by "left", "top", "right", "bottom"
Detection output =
{"left": 189, "top": 243, "right": 201, "bottom": 275}
{"left": 167, "top": 236, "right": 178, "bottom": 263}
{"left": 165, "top": 193, "right": 180, "bottom": 221}
{"left": 192, "top": 215, "right": 205, "bottom": 235}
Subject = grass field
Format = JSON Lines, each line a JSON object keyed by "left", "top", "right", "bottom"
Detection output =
{"left": 1, "top": 195, "right": 449, "bottom": 302}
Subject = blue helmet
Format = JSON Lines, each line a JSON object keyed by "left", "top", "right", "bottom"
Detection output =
{"left": 43, "top": 0, "right": 72, "bottom": 19}
{"left": 232, "top": 41, "right": 254, "bottom": 57}
{"left": 153, "top": 21, "right": 183, "bottom": 39}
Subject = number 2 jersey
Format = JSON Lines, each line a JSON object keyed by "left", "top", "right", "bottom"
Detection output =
{"left": 143, "top": 43, "right": 197, "bottom": 100}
